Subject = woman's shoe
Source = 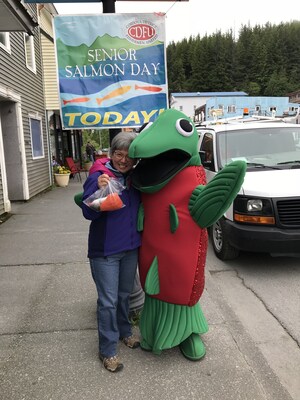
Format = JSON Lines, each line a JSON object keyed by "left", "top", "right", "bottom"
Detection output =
{"left": 99, "top": 354, "right": 124, "bottom": 372}
{"left": 121, "top": 335, "right": 140, "bottom": 349}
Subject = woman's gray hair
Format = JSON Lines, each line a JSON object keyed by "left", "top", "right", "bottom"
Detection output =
{"left": 109, "top": 131, "right": 138, "bottom": 156}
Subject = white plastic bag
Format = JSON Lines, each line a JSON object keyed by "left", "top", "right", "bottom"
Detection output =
{"left": 83, "top": 178, "right": 125, "bottom": 211}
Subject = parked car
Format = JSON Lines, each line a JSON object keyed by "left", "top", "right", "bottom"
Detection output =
{"left": 197, "top": 118, "right": 300, "bottom": 260}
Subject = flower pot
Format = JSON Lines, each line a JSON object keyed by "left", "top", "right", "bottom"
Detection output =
{"left": 54, "top": 173, "right": 70, "bottom": 187}
{"left": 84, "top": 162, "right": 93, "bottom": 171}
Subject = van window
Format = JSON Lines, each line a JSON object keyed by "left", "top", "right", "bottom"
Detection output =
{"left": 218, "top": 127, "right": 300, "bottom": 167}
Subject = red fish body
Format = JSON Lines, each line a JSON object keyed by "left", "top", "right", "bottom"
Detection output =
{"left": 139, "top": 166, "right": 207, "bottom": 307}
{"left": 129, "top": 108, "right": 246, "bottom": 359}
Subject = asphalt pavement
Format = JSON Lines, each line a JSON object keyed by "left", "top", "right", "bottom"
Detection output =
{"left": 0, "top": 175, "right": 294, "bottom": 400}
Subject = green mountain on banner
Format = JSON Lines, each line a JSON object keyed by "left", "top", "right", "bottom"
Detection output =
{"left": 56, "top": 34, "right": 163, "bottom": 68}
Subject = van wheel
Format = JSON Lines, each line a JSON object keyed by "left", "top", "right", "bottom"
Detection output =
{"left": 210, "top": 219, "right": 239, "bottom": 260}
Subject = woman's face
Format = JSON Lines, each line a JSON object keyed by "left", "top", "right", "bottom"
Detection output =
{"left": 111, "top": 149, "right": 135, "bottom": 173}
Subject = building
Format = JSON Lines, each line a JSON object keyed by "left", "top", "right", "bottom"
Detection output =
{"left": 170, "top": 92, "right": 248, "bottom": 120}
{"left": 0, "top": 1, "right": 83, "bottom": 218}
{"left": 287, "top": 89, "right": 300, "bottom": 104}
{"left": 0, "top": 2, "right": 51, "bottom": 216}
{"left": 195, "top": 96, "right": 300, "bottom": 123}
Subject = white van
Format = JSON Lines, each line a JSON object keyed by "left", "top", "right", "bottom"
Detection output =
{"left": 197, "top": 119, "right": 300, "bottom": 260}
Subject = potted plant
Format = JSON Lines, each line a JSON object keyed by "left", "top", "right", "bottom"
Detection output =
{"left": 83, "top": 160, "right": 93, "bottom": 171}
{"left": 53, "top": 165, "right": 71, "bottom": 187}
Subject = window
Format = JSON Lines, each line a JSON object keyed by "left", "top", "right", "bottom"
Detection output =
{"left": 0, "top": 32, "right": 10, "bottom": 52}
{"left": 227, "top": 105, "right": 236, "bottom": 113}
{"left": 24, "top": 33, "right": 36, "bottom": 72}
{"left": 200, "top": 133, "right": 214, "bottom": 171}
{"left": 289, "top": 106, "right": 297, "bottom": 112}
{"left": 29, "top": 115, "right": 44, "bottom": 159}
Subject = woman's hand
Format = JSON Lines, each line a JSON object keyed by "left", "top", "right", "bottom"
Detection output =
{"left": 98, "top": 174, "right": 110, "bottom": 188}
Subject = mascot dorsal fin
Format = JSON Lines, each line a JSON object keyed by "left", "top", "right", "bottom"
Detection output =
{"left": 169, "top": 204, "right": 179, "bottom": 233}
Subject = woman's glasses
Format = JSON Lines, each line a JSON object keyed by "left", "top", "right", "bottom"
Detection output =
{"left": 113, "top": 151, "right": 133, "bottom": 162}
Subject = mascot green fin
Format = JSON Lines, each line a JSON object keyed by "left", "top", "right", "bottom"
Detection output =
{"left": 189, "top": 160, "right": 246, "bottom": 228}
{"left": 145, "top": 256, "right": 160, "bottom": 295}
{"left": 169, "top": 204, "right": 179, "bottom": 233}
{"left": 140, "top": 297, "right": 208, "bottom": 354}
{"left": 179, "top": 333, "right": 206, "bottom": 361}
{"left": 137, "top": 203, "right": 144, "bottom": 232}
{"left": 74, "top": 192, "right": 83, "bottom": 208}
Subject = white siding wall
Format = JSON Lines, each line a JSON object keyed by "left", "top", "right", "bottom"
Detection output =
{"left": 171, "top": 96, "right": 209, "bottom": 119}
{"left": 41, "top": 35, "right": 60, "bottom": 110}
{"left": 40, "top": 6, "right": 59, "bottom": 111}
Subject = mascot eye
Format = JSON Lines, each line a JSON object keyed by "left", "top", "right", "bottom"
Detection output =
{"left": 176, "top": 119, "right": 194, "bottom": 137}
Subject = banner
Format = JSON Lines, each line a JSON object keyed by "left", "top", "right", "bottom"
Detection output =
{"left": 53, "top": 14, "right": 168, "bottom": 129}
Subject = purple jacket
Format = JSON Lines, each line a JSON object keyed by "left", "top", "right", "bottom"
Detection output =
{"left": 82, "top": 158, "right": 141, "bottom": 258}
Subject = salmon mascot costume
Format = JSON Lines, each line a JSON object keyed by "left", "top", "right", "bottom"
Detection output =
{"left": 128, "top": 109, "right": 246, "bottom": 361}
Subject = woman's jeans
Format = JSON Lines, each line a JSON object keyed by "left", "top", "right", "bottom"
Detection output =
{"left": 90, "top": 249, "right": 138, "bottom": 358}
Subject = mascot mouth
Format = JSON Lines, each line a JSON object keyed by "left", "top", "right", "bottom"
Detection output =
{"left": 131, "top": 149, "right": 190, "bottom": 189}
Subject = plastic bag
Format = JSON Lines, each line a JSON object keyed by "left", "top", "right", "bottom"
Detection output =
{"left": 83, "top": 178, "right": 125, "bottom": 211}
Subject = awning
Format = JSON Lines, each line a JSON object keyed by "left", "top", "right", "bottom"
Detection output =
{"left": 0, "top": 0, "right": 38, "bottom": 35}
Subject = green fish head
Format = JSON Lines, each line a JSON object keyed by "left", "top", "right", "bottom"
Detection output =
{"left": 129, "top": 109, "right": 201, "bottom": 193}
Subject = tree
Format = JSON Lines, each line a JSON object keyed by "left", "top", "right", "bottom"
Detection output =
{"left": 265, "top": 71, "right": 293, "bottom": 96}
{"left": 245, "top": 82, "right": 261, "bottom": 96}
{"left": 167, "top": 21, "right": 300, "bottom": 98}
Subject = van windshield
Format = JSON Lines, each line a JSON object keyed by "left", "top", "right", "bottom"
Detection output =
{"left": 217, "top": 126, "right": 300, "bottom": 168}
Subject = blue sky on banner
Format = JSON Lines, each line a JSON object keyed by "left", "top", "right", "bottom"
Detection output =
{"left": 54, "top": 0, "right": 300, "bottom": 44}
{"left": 54, "top": 13, "right": 164, "bottom": 46}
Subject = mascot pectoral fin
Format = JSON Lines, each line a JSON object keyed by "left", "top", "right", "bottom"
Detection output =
{"left": 137, "top": 203, "right": 144, "bottom": 232}
{"left": 74, "top": 192, "right": 83, "bottom": 208}
{"left": 189, "top": 160, "right": 246, "bottom": 228}
{"left": 145, "top": 256, "right": 160, "bottom": 295}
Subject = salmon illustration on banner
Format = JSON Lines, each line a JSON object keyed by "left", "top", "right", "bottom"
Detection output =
{"left": 96, "top": 85, "right": 132, "bottom": 106}
{"left": 53, "top": 13, "right": 168, "bottom": 130}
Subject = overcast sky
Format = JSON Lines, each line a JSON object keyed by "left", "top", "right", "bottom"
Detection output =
{"left": 54, "top": 0, "right": 299, "bottom": 44}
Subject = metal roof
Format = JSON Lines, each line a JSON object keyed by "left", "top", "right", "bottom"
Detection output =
{"left": 171, "top": 92, "right": 248, "bottom": 97}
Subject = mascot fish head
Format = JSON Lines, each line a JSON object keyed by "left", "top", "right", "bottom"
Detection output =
{"left": 129, "top": 109, "right": 201, "bottom": 193}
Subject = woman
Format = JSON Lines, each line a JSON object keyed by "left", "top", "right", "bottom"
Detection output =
{"left": 82, "top": 131, "right": 141, "bottom": 373}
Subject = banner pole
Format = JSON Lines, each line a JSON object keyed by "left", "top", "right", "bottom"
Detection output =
{"left": 102, "top": 0, "right": 120, "bottom": 144}
{"left": 102, "top": 0, "right": 116, "bottom": 13}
